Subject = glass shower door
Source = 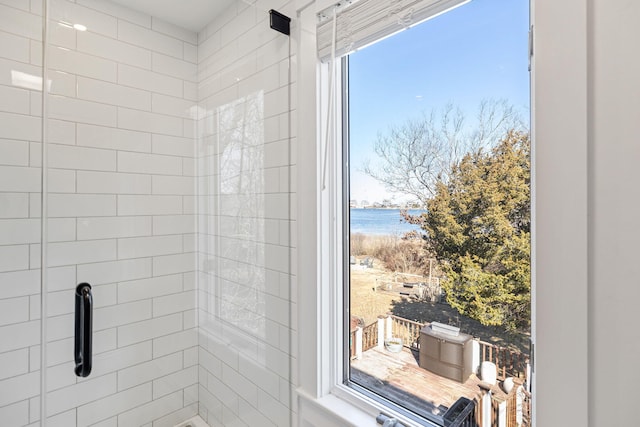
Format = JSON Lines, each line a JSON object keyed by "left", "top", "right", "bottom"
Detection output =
{"left": 196, "top": 5, "right": 293, "bottom": 427}
{"left": 41, "top": 0, "right": 200, "bottom": 425}
{"left": 38, "top": 0, "right": 294, "bottom": 426}
{"left": 0, "top": 2, "right": 44, "bottom": 425}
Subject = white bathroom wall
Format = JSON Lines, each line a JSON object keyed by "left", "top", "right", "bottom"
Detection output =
{"left": 0, "top": 0, "right": 300, "bottom": 425}
{"left": 0, "top": 2, "right": 44, "bottom": 426}
{"left": 0, "top": 0, "right": 200, "bottom": 425}
{"left": 587, "top": 0, "right": 640, "bottom": 424}
{"left": 196, "top": 1, "right": 296, "bottom": 426}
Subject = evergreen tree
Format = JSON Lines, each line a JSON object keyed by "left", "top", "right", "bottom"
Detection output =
{"left": 422, "top": 130, "right": 530, "bottom": 330}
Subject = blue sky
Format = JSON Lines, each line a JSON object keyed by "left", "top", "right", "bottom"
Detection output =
{"left": 348, "top": 0, "right": 530, "bottom": 204}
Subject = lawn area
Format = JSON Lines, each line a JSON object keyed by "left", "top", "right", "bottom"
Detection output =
{"left": 350, "top": 260, "right": 530, "bottom": 354}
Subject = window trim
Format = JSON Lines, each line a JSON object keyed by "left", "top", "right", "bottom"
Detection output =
{"left": 296, "top": 0, "right": 590, "bottom": 426}
{"left": 296, "top": 3, "right": 439, "bottom": 424}
{"left": 340, "top": 55, "right": 351, "bottom": 387}
{"left": 304, "top": 4, "right": 473, "bottom": 425}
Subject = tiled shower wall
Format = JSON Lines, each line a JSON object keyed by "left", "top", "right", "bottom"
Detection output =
{"left": 0, "top": 0, "right": 298, "bottom": 426}
{"left": 196, "top": 1, "right": 296, "bottom": 426}
{"left": 0, "top": 1, "right": 44, "bottom": 425}
{"left": 0, "top": 0, "right": 199, "bottom": 425}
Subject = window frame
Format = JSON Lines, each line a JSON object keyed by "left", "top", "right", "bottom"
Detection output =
{"left": 313, "top": 19, "right": 464, "bottom": 427}
{"left": 300, "top": 14, "right": 434, "bottom": 421}
{"left": 296, "top": 1, "right": 466, "bottom": 421}
{"left": 295, "top": 0, "right": 590, "bottom": 426}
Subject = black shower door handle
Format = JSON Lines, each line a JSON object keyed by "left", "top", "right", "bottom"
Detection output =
{"left": 74, "top": 283, "right": 93, "bottom": 377}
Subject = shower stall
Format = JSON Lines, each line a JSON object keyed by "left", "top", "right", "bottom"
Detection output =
{"left": 0, "top": 0, "right": 294, "bottom": 426}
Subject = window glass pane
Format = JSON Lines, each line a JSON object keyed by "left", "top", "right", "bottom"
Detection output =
{"left": 346, "top": 0, "right": 531, "bottom": 424}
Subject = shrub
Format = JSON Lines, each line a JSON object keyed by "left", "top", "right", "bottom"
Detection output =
{"left": 350, "top": 233, "right": 432, "bottom": 274}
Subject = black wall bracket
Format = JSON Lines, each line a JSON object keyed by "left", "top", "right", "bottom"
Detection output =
{"left": 269, "top": 9, "right": 291, "bottom": 36}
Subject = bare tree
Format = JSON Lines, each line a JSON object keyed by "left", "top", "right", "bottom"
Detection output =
{"left": 362, "top": 99, "right": 525, "bottom": 205}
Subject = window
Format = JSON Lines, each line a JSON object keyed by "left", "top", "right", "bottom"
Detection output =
{"left": 328, "top": 0, "right": 532, "bottom": 424}
{"left": 298, "top": 0, "right": 594, "bottom": 426}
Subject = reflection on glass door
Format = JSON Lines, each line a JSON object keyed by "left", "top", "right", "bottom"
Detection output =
{"left": 197, "top": 7, "right": 293, "bottom": 426}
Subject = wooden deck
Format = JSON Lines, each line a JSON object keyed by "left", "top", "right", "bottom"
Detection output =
{"left": 351, "top": 346, "right": 509, "bottom": 420}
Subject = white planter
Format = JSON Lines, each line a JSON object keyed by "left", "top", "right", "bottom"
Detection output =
{"left": 384, "top": 338, "right": 403, "bottom": 353}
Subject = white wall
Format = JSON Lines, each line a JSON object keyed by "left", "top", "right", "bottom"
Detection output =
{"left": 532, "top": 0, "right": 588, "bottom": 425}
{"left": 588, "top": 0, "right": 640, "bottom": 425}
{"left": 536, "top": 0, "right": 640, "bottom": 425}
{"left": 0, "top": 3, "right": 44, "bottom": 426}
{"left": 0, "top": 0, "right": 199, "bottom": 425}
{"left": 196, "top": 1, "right": 296, "bottom": 426}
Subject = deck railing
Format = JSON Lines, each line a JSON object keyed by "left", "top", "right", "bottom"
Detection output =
{"left": 387, "top": 315, "right": 529, "bottom": 381}
{"left": 355, "top": 314, "right": 530, "bottom": 381}
{"left": 473, "top": 384, "right": 531, "bottom": 427}
{"left": 362, "top": 321, "right": 378, "bottom": 352}
{"left": 509, "top": 387, "right": 531, "bottom": 427}
{"left": 477, "top": 340, "right": 529, "bottom": 381}
{"left": 389, "top": 314, "right": 424, "bottom": 349}
{"left": 349, "top": 329, "right": 357, "bottom": 359}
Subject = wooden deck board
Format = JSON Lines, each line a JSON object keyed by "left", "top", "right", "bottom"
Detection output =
{"left": 351, "top": 346, "right": 508, "bottom": 420}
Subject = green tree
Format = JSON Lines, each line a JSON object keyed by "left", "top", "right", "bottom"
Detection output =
{"left": 422, "top": 130, "right": 530, "bottom": 331}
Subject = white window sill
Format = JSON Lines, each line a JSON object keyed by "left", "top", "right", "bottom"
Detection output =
{"left": 298, "top": 386, "right": 439, "bottom": 427}
{"left": 298, "top": 389, "right": 380, "bottom": 427}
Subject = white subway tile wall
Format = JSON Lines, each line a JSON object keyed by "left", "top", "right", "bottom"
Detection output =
{"left": 196, "top": 1, "right": 295, "bottom": 426}
{"left": 0, "top": 0, "right": 200, "bottom": 424}
{"left": 0, "top": 1, "right": 45, "bottom": 425}
{"left": 0, "top": 0, "right": 295, "bottom": 425}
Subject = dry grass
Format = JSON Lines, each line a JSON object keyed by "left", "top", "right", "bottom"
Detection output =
{"left": 349, "top": 234, "right": 530, "bottom": 353}
{"left": 350, "top": 233, "right": 431, "bottom": 275}
{"left": 350, "top": 266, "right": 395, "bottom": 324}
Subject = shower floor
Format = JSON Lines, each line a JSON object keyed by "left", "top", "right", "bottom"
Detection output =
{"left": 175, "top": 415, "right": 211, "bottom": 427}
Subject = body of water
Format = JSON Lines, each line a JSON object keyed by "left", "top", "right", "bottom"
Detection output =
{"left": 349, "top": 209, "right": 425, "bottom": 236}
